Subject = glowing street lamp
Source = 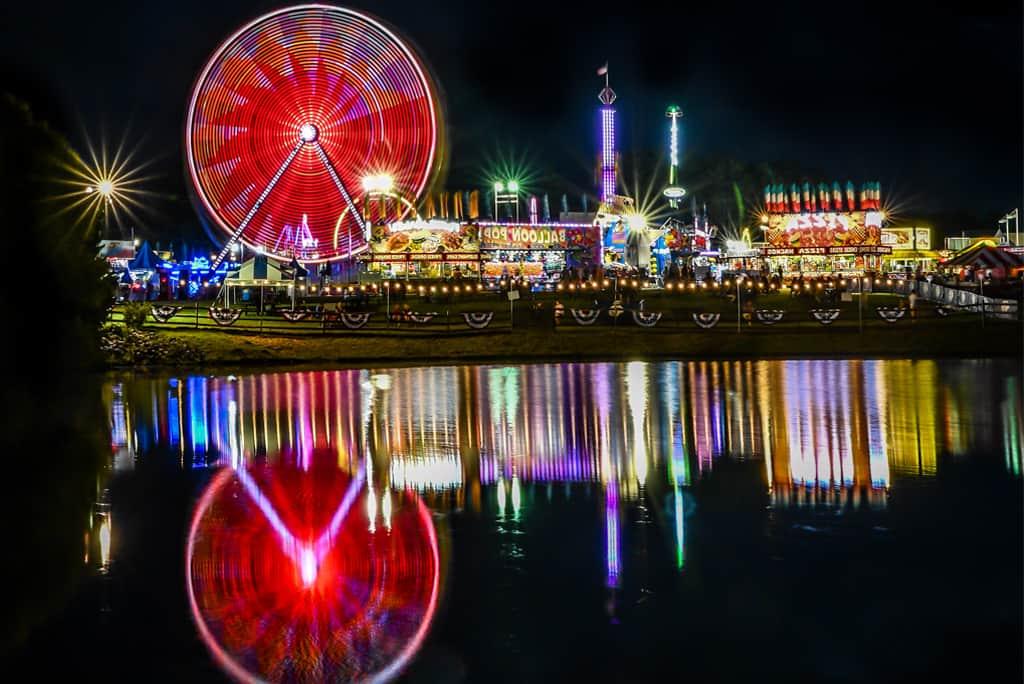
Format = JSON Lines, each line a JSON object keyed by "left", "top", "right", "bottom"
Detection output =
{"left": 86, "top": 179, "right": 117, "bottom": 235}
{"left": 361, "top": 173, "right": 394, "bottom": 194}
{"left": 361, "top": 173, "right": 396, "bottom": 243}
{"left": 493, "top": 180, "right": 520, "bottom": 221}
{"left": 60, "top": 131, "right": 156, "bottom": 240}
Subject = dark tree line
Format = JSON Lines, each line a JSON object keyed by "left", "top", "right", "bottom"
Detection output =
{"left": 0, "top": 94, "right": 111, "bottom": 654}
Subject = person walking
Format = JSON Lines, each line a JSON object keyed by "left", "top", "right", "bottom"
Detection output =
{"left": 553, "top": 299, "right": 564, "bottom": 326}
{"left": 908, "top": 290, "right": 918, "bottom": 320}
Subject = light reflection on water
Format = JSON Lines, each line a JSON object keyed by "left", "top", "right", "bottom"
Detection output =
{"left": 95, "top": 359, "right": 1022, "bottom": 681}
{"left": 106, "top": 359, "right": 1022, "bottom": 493}
{"left": 104, "top": 358, "right": 1022, "bottom": 580}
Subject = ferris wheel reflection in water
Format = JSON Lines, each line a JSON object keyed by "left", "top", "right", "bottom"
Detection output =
{"left": 107, "top": 359, "right": 1023, "bottom": 598}
{"left": 186, "top": 450, "right": 441, "bottom": 684}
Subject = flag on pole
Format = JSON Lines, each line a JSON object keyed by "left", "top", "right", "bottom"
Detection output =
{"left": 597, "top": 63, "right": 608, "bottom": 76}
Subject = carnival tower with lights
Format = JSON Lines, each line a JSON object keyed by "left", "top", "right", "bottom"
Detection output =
{"left": 598, "top": 65, "right": 616, "bottom": 205}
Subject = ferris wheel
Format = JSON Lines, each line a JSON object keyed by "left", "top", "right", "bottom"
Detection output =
{"left": 186, "top": 4, "right": 442, "bottom": 267}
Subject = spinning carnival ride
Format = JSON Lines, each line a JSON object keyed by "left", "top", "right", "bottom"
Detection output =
{"left": 186, "top": 5, "right": 442, "bottom": 267}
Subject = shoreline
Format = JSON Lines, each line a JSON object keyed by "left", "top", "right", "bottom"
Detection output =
{"left": 102, "top": 323, "right": 1024, "bottom": 372}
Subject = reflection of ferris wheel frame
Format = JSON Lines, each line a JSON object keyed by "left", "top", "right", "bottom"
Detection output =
{"left": 185, "top": 4, "right": 442, "bottom": 265}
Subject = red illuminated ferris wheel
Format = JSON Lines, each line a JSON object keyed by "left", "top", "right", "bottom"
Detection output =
{"left": 186, "top": 4, "right": 442, "bottom": 266}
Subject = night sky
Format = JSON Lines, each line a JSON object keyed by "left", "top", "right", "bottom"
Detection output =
{"left": 1, "top": 0, "right": 1021, "bottom": 241}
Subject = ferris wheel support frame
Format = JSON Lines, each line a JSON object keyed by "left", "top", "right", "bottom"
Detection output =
{"left": 211, "top": 133, "right": 369, "bottom": 270}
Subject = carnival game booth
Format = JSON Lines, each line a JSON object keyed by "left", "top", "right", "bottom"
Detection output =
{"left": 478, "top": 222, "right": 600, "bottom": 284}
{"left": 759, "top": 181, "right": 889, "bottom": 277}
{"left": 941, "top": 242, "right": 1024, "bottom": 280}
{"left": 362, "top": 220, "right": 481, "bottom": 280}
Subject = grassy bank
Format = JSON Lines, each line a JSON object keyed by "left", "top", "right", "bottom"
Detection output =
{"left": 128, "top": 317, "right": 1021, "bottom": 368}
{"left": 103, "top": 288, "right": 1022, "bottom": 368}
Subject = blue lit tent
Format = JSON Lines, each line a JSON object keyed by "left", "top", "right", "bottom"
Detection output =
{"left": 128, "top": 240, "right": 156, "bottom": 271}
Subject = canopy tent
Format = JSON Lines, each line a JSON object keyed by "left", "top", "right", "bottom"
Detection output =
{"left": 225, "top": 254, "right": 286, "bottom": 284}
{"left": 222, "top": 254, "right": 291, "bottom": 309}
{"left": 942, "top": 243, "right": 1024, "bottom": 277}
{"left": 128, "top": 240, "right": 157, "bottom": 270}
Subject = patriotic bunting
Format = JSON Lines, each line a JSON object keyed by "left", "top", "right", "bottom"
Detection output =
{"left": 692, "top": 312, "right": 721, "bottom": 328}
{"left": 150, "top": 305, "right": 183, "bottom": 323}
{"left": 208, "top": 307, "right": 242, "bottom": 326}
{"left": 809, "top": 309, "right": 841, "bottom": 325}
{"left": 875, "top": 307, "right": 906, "bottom": 323}
{"left": 755, "top": 309, "right": 785, "bottom": 325}
{"left": 632, "top": 311, "right": 662, "bottom": 327}
{"left": 463, "top": 312, "right": 494, "bottom": 329}
{"left": 338, "top": 312, "right": 372, "bottom": 329}
{"left": 570, "top": 309, "right": 602, "bottom": 325}
{"left": 279, "top": 310, "right": 309, "bottom": 322}
{"left": 407, "top": 312, "right": 438, "bottom": 324}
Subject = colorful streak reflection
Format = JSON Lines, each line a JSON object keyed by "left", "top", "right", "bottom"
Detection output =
{"left": 186, "top": 452, "right": 440, "bottom": 683}
{"left": 110, "top": 360, "right": 1021, "bottom": 502}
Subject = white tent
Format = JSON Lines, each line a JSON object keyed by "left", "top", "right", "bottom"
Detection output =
{"left": 222, "top": 255, "right": 288, "bottom": 308}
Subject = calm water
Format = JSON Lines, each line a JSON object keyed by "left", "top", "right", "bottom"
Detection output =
{"left": 11, "top": 359, "right": 1023, "bottom": 682}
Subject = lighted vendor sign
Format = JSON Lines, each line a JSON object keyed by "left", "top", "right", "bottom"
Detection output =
{"left": 763, "top": 211, "right": 883, "bottom": 252}
{"left": 881, "top": 227, "right": 931, "bottom": 250}
{"left": 483, "top": 262, "right": 544, "bottom": 278}
{"left": 371, "top": 223, "right": 480, "bottom": 255}
{"left": 481, "top": 224, "right": 596, "bottom": 251}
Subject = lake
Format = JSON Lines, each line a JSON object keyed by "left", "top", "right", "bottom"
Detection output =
{"left": 10, "top": 359, "right": 1022, "bottom": 682}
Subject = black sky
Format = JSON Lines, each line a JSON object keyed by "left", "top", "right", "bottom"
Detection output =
{"left": 1, "top": 0, "right": 1021, "bottom": 237}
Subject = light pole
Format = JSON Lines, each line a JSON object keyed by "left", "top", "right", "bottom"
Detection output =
{"left": 736, "top": 275, "right": 743, "bottom": 333}
{"left": 88, "top": 179, "right": 115, "bottom": 238}
{"left": 859, "top": 276, "right": 865, "bottom": 334}
{"left": 361, "top": 174, "right": 394, "bottom": 281}
{"left": 493, "top": 180, "right": 520, "bottom": 222}
{"left": 998, "top": 209, "right": 1020, "bottom": 246}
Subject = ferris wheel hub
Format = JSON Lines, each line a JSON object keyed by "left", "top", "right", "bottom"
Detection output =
{"left": 299, "top": 123, "right": 319, "bottom": 143}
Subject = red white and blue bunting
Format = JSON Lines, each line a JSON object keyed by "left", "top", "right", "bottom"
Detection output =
{"left": 935, "top": 306, "right": 954, "bottom": 317}
{"left": 632, "top": 311, "right": 662, "bottom": 327}
{"left": 755, "top": 309, "right": 785, "bottom": 325}
{"left": 150, "top": 305, "right": 183, "bottom": 323}
{"left": 570, "top": 309, "right": 602, "bottom": 326}
{"left": 875, "top": 307, "right": 906, "bottom": 323}
{"left": 809, "top": 309, "right": 841, "bottom": 325}
{"left": 692, "top": 312, "right": 721, "bottom": 329}
{"left": 208, "top": 307, "right": 242, "bottom": 326}
{"left": 462, "top": 312, "right": 494, "bottom": 329}
{"left": 338, "top": 312, "right": 372, "bottom": 329}
{"left": 279, "top": 310, "right": 310, "bottom": 322}
{"left": 407, "top": 312, "right": 438, "bottom": 324}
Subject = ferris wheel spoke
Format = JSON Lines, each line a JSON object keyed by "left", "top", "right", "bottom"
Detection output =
{"left": 212, "top": 139, "right": 304, "bottom": 268}
{"left": 311, "top": 141, "right": 367, "bottom": 237}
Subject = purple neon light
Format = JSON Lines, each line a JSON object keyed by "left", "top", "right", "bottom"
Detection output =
{"left": 605, "top": 484, "right": 620, "bottom": 587}
{"left": 601, "top": 107, "right": 616, "bottom": 203}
